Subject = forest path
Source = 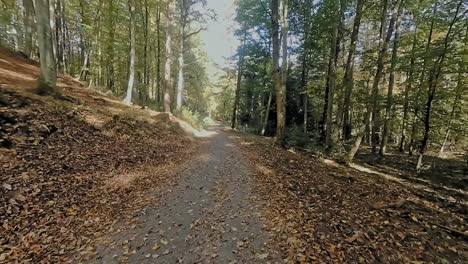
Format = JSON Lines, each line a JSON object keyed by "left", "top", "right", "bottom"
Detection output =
{"left": 92, "top": 126, "right": 281, "bottom": 263}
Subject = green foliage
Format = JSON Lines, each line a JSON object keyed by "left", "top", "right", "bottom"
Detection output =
{"left": 177, "top": 107, "right": 206, "bottom": 130}
{"left": 285, "top": 126, "right": 310, "bottom": 148}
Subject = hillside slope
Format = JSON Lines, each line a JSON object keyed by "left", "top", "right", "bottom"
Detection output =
{"left": 0, "top": 49, "right": 197, "bottom": 262}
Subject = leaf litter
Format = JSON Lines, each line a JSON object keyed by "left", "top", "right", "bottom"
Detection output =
{"left": 233, "top": 131, "right": 467, "bottom": 263}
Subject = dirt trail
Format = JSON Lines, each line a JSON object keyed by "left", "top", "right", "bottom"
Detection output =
{"left": 92, "top": 126, "right": 281, "bottom": 263}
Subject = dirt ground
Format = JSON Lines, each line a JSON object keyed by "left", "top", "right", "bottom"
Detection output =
{"left": 91, "top": 127, "right": 281, "bottom": 263}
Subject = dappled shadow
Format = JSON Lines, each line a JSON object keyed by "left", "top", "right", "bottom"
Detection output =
{"left": 355, "top": 148, "right": 467, "bottom": 192}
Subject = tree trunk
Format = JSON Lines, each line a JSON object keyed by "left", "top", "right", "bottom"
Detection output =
{"left": 439, "top": 36, "right": 465, "bottom": 157}
{"left": 24, "top": 0, "right": 35, "bottom": 57}
{"left": 35, "top": 0, "right": 58, "bottom": 95}
{"left": 275, "top": 0, "right": 288, "bottom": 143}
{"left": 347, "top": 0, "right": 401, "bottom": 162}
{"left": 123, "top": 0, "right": 136, "bottom": 105}
{"left": 370, "top": 0, "right": 389, "bottom": 154}
{"left": 399, "top": 26, "right": 417, "bottom": 152}
{"left": 163, "top": 0, "right": 173, "bottom": 113}
{"left": 261, "top": 90, "right": 273, "bottom": 136}
{"left": 325, "top": 0, "right": 339, "bottom": 149}
{"left": 379, "top": 3, "right": 402, "bottom": 156}
{"left": 342, "top": 0, "right": 364, "bottom": 140}
{"left": 176, "top": 39, "right": 184, "bottom": 110}
{"left": 106, "top": 0, "right": 115, "bottom": 92}
{"left": 409, "top": 7, "right": 436, "bottom": 156}
{"left": 271, "top": 0, "right": 282, "bottom": 142}
{"left": 156, "top": 2, "right": 162, "bottom": 105}
{"left": 143, "top": 0, "right": 149, "bottom": 104}
{"left": 231, "top": 34, "right": 245, "bottom": 129}
{"left": 417, "top": 0, "right": 463, "bottom": 170}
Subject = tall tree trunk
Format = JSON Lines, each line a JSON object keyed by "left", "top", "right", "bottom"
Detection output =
{"left": 325, "top": 0, "right": 339, "bottom": 149}
{"left": 347, "top": 0, "right": 401, "bottom": 162}
{"left": 176, "top": 39, "right": 184, "bottom": 110}
{"left": 24, "top": 0, "right": 35, "bottom": 57}
{"left": 271, "top": 0, "right": 282, "bottom": 142}
{"left": 156, "top": 2, "right": 162, "bottom": 105}
{"left": 261, "top": 90, "right": 273, "bottom": 136}
{"left": 143, "top": 0, "right": 149, "bottom": 104}
{"left": 342, "top": 0, "right": 364, "bottom": 140}
{"left": 274, "top": 0, "right": 288, "bottom": 143}
{"left": 35, "top": 0, "right": 58, "bottom": 95}
{"left": 399, "top": 26, "right": 417, "bottom": 152}
{"left": 123, "top": 0, "right": 135, "bottom": 105}
{"left": 301, "top": 0, "right": 312, "bottom": 134}
{"left": 379, "top": 3, "right": 402, "bottom": 156}
{"left": 417, "top": 0, "right": 463, "bottom": 170}
{"left": 231, "top": 31, "right": 247, "bottom": 129}
{"left": 163, "top": 0, "right": 173, "bottom": 113}
{"left": 370, "top": 0, "right": 389, "bottom": 153}
{"left": 439, "top": 30, "right": 465, "bottom": 157}
{"left": 49, "top": 0, "right": 57, "bottom": 61}
{"left": 106, "top": 0, "right": 115, "bottom": 92}
{"left": 409, "top": 7, "right": 436, "bottom": 155}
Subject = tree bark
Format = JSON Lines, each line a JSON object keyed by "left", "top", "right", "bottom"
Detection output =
{"left": 271, "top": 0, "right": 283, "bottom": 142}
{"left": 24, "top": 0, "right": 35, "bottom": 57}
{"left": 231, "top": 30, "right": 247, "bottom": 129}
{"left": 342, "top": 0, "right": 364, "bottom": 140}
{"left": 399, "top": 26, "right": 417, "bottom": 152}
{"left": 156, "top": 2, "right": 162, "bottom": 105}
{"left": 275, "top": 0, "right": 288, "bottom": 143}
{"left": 123, "top": 0, "right": 136, "bottom": 105}
{"left": 408, "top": 6, "right": 436, "bottom": 156}
{"left": 379, "top": 3, "right": 402, "bottom": 156}
{"left": 370, "top": 0, "right": 389, "bottom": 153}
{"left": 325, "top": 0, "right": 339, "bottom": 149}
{"left": 163, "top": 0, "right": 174, "bottom": 113}
{"left": 35, "top": 0, "right": 58, "bottom": 95}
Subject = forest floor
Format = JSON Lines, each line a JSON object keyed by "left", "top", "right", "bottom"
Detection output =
{"left": 1, "top": 49, "right": 467, "bottom": 263}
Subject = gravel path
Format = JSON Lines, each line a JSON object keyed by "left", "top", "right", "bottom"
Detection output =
{"left": 92, "top": 127, "right": 281, "bottom": 263}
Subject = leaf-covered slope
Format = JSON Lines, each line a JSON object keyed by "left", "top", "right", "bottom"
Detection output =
{"left": 0, "top": 49, "right": 196, "bottom": 262}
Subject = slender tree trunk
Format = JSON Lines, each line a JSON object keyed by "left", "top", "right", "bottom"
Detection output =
{"left": 143, "top": 0, "right": 149, "bottom": 104}
{"left": 163, "top": 0, "right": 173, "bottom": 113}
{"left": 123, "top": 0, "right": 135, "bottom": 105}
{"left": 399, "top": 26, "right": 417, "bottom": 152}
{"left": 370, "top": 0, "right": 389, "bottom": 153}
{"left": 24, "top": 0, "right": 35, "bottom": 57}
{"left": 342, "top": 0, "right": 364, "bottom": 140}
{"left": 439, "top": 36, "right": 465, "bottom": 157}
{"left": 231, "top": 34, "right": 245, "bottom": 129}
{"left": 156, "top": 2, "right": 162, "bottom": 105}
{"left": 271, "top": 0, "right": 282, "bottom": 142}
{"left": 409, "top": 7, "right": 436, "bottom": 155}
{"left": 261, "top": 90, "right": 273, "bottom": 136}
{"left": 325, "top": 0, "right": 339, "bottom": 149}
{"left": 347, "top": 0, "right": 401, "bottom": 162}
{"left": 417, "top": 0, "right": 463, "bottom": 170}
{"left": 176, "top": 39, "right": 184, "bottom": 110}
{"left": 379, "top": 4, "right": 402, "bottom": 156}
{"left": 35, "top": 0, "right": 58, "bottom": 95}
{"left": 106, "top": 0, "right": 115, "bottom": 92}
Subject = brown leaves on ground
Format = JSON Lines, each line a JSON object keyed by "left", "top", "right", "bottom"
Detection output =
{"left": 234, "top": 133, "right": 467, "bottom": 263}
{"left": 0, "top": 53, "right": 196, "bottom": 262}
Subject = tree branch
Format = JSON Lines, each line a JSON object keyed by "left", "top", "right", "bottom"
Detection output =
{"left": 184, "top": 27, "right": 206, "bottom": 39}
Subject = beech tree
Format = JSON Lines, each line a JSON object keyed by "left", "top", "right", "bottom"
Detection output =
{"left": 35, "top": 0, "right": 58, "bottom": 95}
